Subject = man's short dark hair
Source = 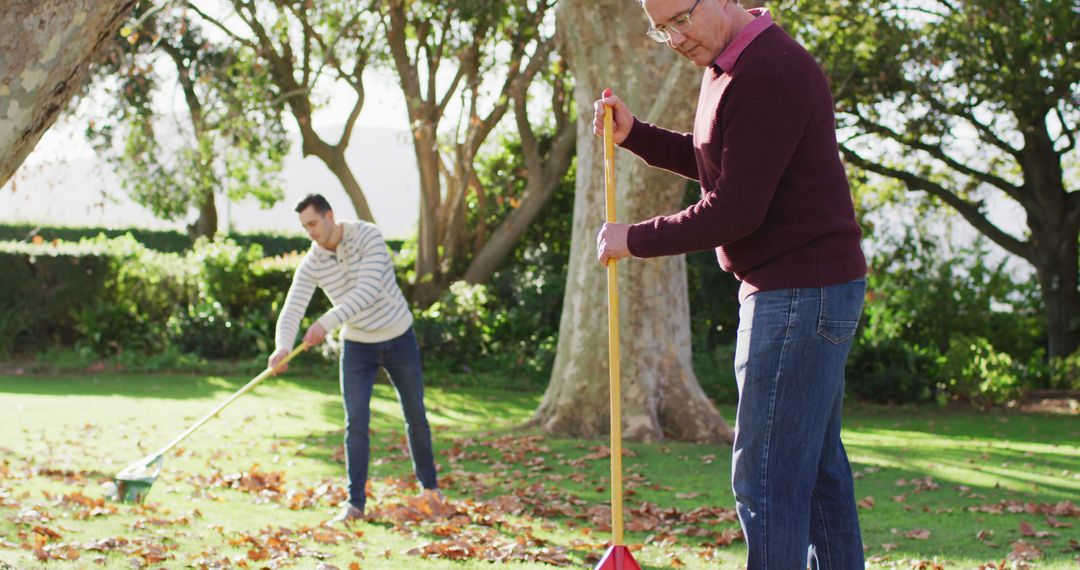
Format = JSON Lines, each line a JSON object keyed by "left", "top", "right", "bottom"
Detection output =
{"left": 295, "top": 193, "right": 332, "bottom": 214}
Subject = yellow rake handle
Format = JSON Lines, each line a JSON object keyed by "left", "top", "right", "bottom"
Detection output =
{"left": 603, "top": 102, "right": 625, "bottom": 546}
{"left": 152, "top": 342, "right": 309, "bottom": 458}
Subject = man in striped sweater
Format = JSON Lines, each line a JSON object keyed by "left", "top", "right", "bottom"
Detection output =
{"left": 268, "top": 193, "right": 439, "bottom": 523}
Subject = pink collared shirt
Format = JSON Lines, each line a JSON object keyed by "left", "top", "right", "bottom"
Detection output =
{"left": 714, "top": 8, "right": 773, "bottom": 72}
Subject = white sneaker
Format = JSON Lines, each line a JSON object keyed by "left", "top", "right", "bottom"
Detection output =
{"left": 329, "top": 504, "right": 365, "bottom": 525}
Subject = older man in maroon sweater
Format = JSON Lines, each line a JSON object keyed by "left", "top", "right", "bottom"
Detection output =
{"left": 594, "top": 0, "right": 868, "bottom": 568}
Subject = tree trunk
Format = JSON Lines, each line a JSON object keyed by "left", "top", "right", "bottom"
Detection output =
{"left": 1035, "top": 260, "right": 1080, "bottom": 360}
{"left": 412, "top": 126, "right": 444, "bottom": 308}
{"left": 530, "top": 0, "right": 733, "bottom": 444}
{"left": 1029, "top": 207, "right": 1080, "bottom": 358}
{"left": 1023, "top": 116, "right": 1080, "bottom": 359}
{"left": 188, "top": 193, "right": 218, "bottom": 241}
{"left": 0, "top": 0, "right": 136, "bottom": 186}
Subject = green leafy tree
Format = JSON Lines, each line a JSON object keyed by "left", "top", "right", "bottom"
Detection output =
{"left": 87, "top": 3, "right": 289, "bottom": 239}
{"left": 382, "top": 0, "right": 575, "bottom": 306}
{"left": 775, "top": 0, "right": 1079, "bottom": 357}
{"left": 187, "top": 0, "right": 382, "bottom": 222}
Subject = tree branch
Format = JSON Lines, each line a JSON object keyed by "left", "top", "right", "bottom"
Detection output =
{"left": 922, "top": 95, "right": 1023, "bottom": 160}
{"left": 339, "top": 93, "right": 364, "bottom": 150}
{"left": 851, "top": 114, "right": 1029, "bottom": 208}
{"left": 843, "top": 147, "right": 1033, "bottom": 260}
{"left": 185, "top": 2, "right": 257, "bottom": 49}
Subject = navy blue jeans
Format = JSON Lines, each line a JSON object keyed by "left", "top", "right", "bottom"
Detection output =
{"left": 732, "top": 279, "right": 866, "bottom": 570}
{"left": 340, "top": 327, "right": 438, "bottom": 511}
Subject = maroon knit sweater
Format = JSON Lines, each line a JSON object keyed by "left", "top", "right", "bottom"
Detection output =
{"left": 621, "top": 24, "right": 866, "bottom": 301}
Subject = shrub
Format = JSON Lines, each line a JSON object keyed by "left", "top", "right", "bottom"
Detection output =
{"left": 847, "top": 336, "right": 944, "bottom": 404}
{"left": 848, "top": 228, "right": 1045, "bottom": 404}
{"left": 940, "top": 335, "right": 1021, "bottom": 405}
{"left": 1049, "top": 349, "right": 1080, "bottom": 391}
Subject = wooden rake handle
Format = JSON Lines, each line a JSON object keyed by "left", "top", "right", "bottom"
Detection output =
{"left": 152, "top": 342, "right": 310, "bottom": 458}
{"left": 603, "top": 96, "right": 625, "bottom": 546}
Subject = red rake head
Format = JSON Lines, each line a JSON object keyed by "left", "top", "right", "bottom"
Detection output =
{"left": 594, "top": 545, "right": 641, "bottom": 570}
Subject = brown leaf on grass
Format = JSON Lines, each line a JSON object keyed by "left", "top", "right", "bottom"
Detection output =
{"left": 369, "top": 492, "right": 457, "bottom": 522}
{"left": 312, "top": 528, "right": 350, "bottom": 545}
{"left": 881, "top": 543, "right": 897, "bottom": 551}
{"left": 13, "top": 506, "right": 51, "bottom": 524}
{"left": 969, "top": 499, "right": 1080, "bottom": 517}
{"left": 61, "top": 491, "right": 117, "bottom": 519}
{"left": 409, "top": 539, "right": 477, "bottom": 560}
{"left": 1019, "top": 520, "right": 1057, "bottom": 538}
{"left": 84, "top": 537, "right": 129, "bottom": 551}
{"left": 907, "top": 560, "right": 945, "bottom": 570}
{"left": 286, "top": 480, "right": 348, "bottom": 510}
{"left": 1045, "top": 515, "right": 1071, "bottom": 528}
{"left": 1008, "top": 540, "right": 1042, "bottom": 563}
{"left": 858, "top": 496, "right": 875, "bottom": 509}
{"left": 675, "top": 492, "right": 700, "bottom": 500}
{"left": 714, "top": 528, "right": 744, "bottom": 546}
{"left": 32, "top": 525, "right": 62, "bottom": 541}
{"left": 904, "top": 529, "right": 931, "bottom": 540}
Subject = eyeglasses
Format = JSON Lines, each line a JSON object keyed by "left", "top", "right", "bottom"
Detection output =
{"left": 645, "top": 0, "right": 701, "bottom": 43}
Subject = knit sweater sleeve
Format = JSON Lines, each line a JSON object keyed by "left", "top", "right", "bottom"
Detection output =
{"left": 627, "top": 72, "right": 803, "bottom": 257}
{"left": 274, "top": 254, "right": 317, "bottom": 352}
{"left": 618, "top": 117, "right": 698, "bottom": 180}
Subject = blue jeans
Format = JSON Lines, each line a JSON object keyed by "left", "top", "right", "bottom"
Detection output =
{"left": 340, "top": 327, "right": 438, "bottom": 511}
{"left": 732, "top": 278, "right": 866, "bottom": 570}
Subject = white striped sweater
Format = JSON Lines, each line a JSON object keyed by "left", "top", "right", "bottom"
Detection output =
{"left": 274, "top": 221, "right": 413, "bottom": 351}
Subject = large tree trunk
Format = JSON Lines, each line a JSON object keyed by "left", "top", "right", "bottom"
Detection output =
{"left": 0, "top": 1, "right": 137, "bottom": 187}
{"left": 1023, "top": 118, "right": 1080, "bottom": 359}
{"left": 1035, "top": 257, "right": 1080, "bottom": 360}
{"left": 530, "top": 0, "right": 733, "bottom": 444}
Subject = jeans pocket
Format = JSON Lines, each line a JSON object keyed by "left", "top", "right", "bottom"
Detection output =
{"left": 817, "top": 319, "right": 858, "bottom": 345}
{"left": 816, "top": 279, "right": 865, "bottom": 345}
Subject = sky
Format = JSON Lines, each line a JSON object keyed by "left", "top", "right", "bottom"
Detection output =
{"left": 0, "top": 69, "right": 423, "bottom": 239}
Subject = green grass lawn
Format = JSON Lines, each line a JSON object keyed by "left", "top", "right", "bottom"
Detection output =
{"left": 0, "top": 372, "right": 1077, "bottom": 569}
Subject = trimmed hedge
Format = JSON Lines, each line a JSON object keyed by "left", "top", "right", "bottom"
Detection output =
{"left": 0, "top": 223, "right": 404, "bottom": 257}
{"left": 0, "top": 223, "right": 312, "bottom": 256}
{"left": 0, "top": 235, "right": 329, "bottom": 359}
